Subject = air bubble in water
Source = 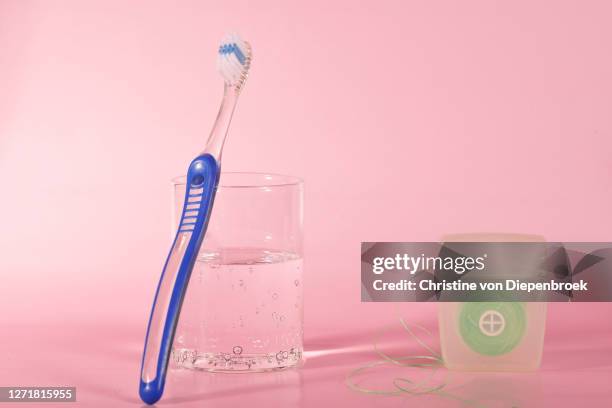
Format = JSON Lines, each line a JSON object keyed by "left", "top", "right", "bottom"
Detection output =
{"left": 233, "top": 346, "right": 243, "bottom": 355}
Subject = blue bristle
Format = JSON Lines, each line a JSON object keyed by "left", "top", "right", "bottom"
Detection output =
{"left": 233, "top": 45, "right": 246, "bottom": 65}
{"left": 218, "top": 42, "right": 246, "bottom": 65}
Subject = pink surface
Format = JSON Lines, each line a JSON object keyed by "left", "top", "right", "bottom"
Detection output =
{"left": 1, "top": 0, "right": 612, "bottom": 406}
{"left": 4, "top": 303, "right": 612, "bottom": 407}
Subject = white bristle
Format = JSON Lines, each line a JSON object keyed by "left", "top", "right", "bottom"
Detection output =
{"left": 217, "top": 33, "right": 251, "bottom": 91}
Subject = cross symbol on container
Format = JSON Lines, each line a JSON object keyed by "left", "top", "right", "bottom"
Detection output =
{"left": 478, "top": 310, "right": 506, "bottom": 337}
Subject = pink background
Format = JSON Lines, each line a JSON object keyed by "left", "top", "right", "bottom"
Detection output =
{"left": 1, "top": 0, "right": 612, "bottom": 406}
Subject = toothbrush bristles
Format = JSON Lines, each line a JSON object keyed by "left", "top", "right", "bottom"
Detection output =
{"left": 217, "top": 33, "right": 252, "bottom": 92}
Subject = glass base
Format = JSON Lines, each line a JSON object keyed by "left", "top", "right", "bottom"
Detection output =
{"left": 171, "top": 347, "right": 303, "bottom": 372}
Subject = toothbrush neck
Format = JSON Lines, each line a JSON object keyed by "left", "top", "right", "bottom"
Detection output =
{"left": 203, "top": 84, "right": 239, "bottom": 162}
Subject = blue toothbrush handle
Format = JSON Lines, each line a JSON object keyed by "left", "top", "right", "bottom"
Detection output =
{"left": 139, "top": 153, "right": 220, "bottom": 405}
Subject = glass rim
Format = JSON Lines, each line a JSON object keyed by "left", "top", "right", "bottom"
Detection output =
{"left": 172, "top": 172, "right": 303, "bottom": 189}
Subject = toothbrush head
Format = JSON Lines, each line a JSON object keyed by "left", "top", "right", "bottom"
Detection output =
{"left": 217, "top": 33, "right": 252, "bottom": 93}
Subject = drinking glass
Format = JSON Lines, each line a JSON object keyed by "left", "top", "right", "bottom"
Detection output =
{"left": 170, "top": 172, "right": 304, "bottom": 372}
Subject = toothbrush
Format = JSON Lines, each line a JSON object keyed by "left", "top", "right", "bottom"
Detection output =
{"left": 139, "top": 33, "right": 252, "bottom": 405}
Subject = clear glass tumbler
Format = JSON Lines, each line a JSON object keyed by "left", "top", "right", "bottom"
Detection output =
{"left": 170, "top": 172, "right": 304, "bottom": 372}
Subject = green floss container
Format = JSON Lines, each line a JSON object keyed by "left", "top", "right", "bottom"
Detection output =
{"left": 437, "top": 234, "right": 548, "bottom": 371}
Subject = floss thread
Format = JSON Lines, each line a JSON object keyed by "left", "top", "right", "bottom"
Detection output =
{"left": 345, "top": 306, "right": 527, "bottom": 406}
{"left": 346, "top": 319, "right": 484, "bottom": 406}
